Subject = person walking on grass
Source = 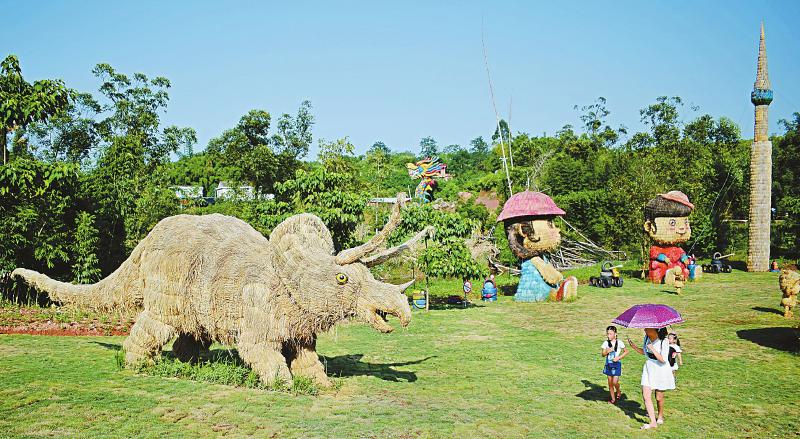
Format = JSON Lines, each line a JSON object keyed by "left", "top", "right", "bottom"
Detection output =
{"left": 601, "top": 325, "right": 628, "bottom": 404}
{"left": 668, "top": 332, "right": 683, "bottom": 379}
{"left": 627, "top": 327, "right": 674, "bottom": 430}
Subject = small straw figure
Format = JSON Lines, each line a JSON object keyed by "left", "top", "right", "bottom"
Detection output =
{"left": 673, "top": 269, "right": 685, "bottom": 295}
{"left": 779, "top": 270, "right": 799, "bottom": 318}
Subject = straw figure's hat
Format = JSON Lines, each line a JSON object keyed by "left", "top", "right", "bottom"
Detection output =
{"left": 659, "top": 190, "right": 694, "bottom": 210}
{"left": 497, "top": 191, "right": 565, "bottom": 222}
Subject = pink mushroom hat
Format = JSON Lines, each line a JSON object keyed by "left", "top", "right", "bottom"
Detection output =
{"left": 497, "top": 191, "right": 565, "bottom": 222}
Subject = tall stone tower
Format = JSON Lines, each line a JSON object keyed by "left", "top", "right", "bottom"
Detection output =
{"left": 747, "top": 22, "right": 773, "bottom": 272}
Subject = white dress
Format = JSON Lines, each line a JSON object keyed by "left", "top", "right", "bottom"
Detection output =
{"left": 640, "top": 336, "right": 675, "bottom": 390}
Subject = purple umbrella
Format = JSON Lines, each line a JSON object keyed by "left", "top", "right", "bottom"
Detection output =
{"left": 612, "top": 304, "right": 684, "bottom": 328}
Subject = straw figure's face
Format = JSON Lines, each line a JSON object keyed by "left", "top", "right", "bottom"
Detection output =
{"left": 643, "top": 191, "right": 694, "bottom": 245}
{"left": 505, "top": 217, "right": 561, "bottom": 259}
{"left": 644, "top": 216, "right": 691, "bottom": 245}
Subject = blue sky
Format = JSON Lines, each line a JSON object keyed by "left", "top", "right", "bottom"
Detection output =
{"left": 2, "top": 1, "right": 799, "bottom": 157}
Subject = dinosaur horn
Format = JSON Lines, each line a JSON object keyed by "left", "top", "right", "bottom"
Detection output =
{"left": 360, "top": 226, "right": 434, "bottom": 267}
{"left": 335, "top": 192, "right": 406, "bottom": 265}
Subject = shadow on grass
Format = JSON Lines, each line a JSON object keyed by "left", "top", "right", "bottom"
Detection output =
{"left": 91, "top": 341, "right": 122, "bottom": 351}
{"left": 100, "top": 339, "right": 432, "bottom": 383}
{"left": 576, "top": 379, "right": 647, "bottom": 421}
{"left": 621, "top": 269, "right": 646, "bottom": 280}
{"left": 736, "top": 327, "right": 800, "bottom": 353}
{"left": 424, "top": 301, "right": 485, "bottom": 311}
{"left": 321, "top": 354, "right": 435, "bottom": 382}
{"left": 499, "top": 284, "right": 517, "bottom": 296}
{"left": 729, "top": 260, "right": 748, "bottom": 271}
{"left": 751, "top": 306, "right": 784, "bottom": 316}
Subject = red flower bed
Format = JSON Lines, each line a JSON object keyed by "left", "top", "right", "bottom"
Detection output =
{"left": 0, "top": 306, "right": 132, "bottom": 336}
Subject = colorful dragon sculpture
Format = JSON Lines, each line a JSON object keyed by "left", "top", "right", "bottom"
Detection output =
{"left": 406, "top": 157, "right": 449, "bottom": 202}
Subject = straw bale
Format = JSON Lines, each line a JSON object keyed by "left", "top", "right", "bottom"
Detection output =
{"left": 779, "top": 270, "right": 799, "bottom": 318}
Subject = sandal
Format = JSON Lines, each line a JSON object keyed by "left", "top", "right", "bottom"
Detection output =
{"left": 640, "top": 424, "right": 657, "bottom": 430}
{"left": 616, "top": 392, "right": 623, "bottom": 400}
{"left": 657, "top": 418, "right": 664, "bottom": 425}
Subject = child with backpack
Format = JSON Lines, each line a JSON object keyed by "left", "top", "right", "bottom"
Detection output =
{"left": 601, "top": 325, "right": 629, "bottom": 403}
{"left": 668, "top": 332, "right": 683, "bottom": 378}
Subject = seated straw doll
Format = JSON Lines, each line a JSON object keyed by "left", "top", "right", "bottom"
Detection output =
{"left": 644, "top": 191, "right": 694, "bottom": 285}
{"left": 498, "top": 191, "right": 577, "bottom": 302}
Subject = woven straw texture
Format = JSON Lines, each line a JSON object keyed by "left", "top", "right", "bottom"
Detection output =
{"left": 12, "top": 195, "right": 423, "bottom": 386}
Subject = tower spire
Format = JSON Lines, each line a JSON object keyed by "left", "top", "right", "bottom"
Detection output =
{"left": 747, "top": 22, "right": 774, "bottom": 272}
{"left": 754, "top": 22, "right": 771, "bottom": 90}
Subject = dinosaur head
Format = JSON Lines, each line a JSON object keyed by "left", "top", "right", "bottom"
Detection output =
{"left": 270, "top": 194, "right": 422, "bottom": 333}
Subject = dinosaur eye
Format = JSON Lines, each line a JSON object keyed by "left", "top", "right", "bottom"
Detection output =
{"left": 336, "top": 273, "right": 348, "bottom": 285}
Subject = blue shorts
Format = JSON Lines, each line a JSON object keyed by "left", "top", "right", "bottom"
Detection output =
{"left": 603, "top": 362, "right": 622, "bottom": 377}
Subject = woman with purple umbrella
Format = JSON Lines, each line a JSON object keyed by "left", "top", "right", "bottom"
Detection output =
{"left": 613, "top": 304, "right": 683, "bottom": 430}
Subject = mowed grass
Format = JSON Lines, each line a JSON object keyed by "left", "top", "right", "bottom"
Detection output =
{"left": 0, "top": 271, "right": 798, "bottom": 438}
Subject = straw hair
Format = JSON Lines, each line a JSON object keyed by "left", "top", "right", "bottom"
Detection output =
{"left": 12, "top": 195, "right": 423, "bottom": 386}
{"left": 643, "top": 196, "right": 693, "bottom": 221}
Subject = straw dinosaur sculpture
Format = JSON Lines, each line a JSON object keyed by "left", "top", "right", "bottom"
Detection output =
{"left": 12, "top": 193, "right": 432, "bottom": 386}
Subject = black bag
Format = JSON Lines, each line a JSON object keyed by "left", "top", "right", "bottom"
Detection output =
{"left": 646, "top": 339, "right": 663, "bottom": 361}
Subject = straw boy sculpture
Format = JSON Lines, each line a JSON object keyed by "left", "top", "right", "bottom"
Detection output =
{"left": 778, "top": 269, "right": 799, "bottom": 318}
{"left": 644, "top": 191, "right": 694, "bottom": 285}
{"left": 498, "top": 191, "right": 577, "bottom": 302}
{"left": 12, "top": 194, "right": 432, "bottom": 387}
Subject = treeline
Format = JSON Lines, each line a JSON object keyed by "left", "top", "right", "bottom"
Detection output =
{"left": 2, "top": 56, "right": 799, "bottom": 288}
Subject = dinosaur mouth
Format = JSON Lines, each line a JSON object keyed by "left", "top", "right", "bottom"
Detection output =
{"left": 364, "top": 306, "right": 410, "bottom": 333}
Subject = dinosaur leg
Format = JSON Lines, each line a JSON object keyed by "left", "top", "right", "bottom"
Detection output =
{"left": 237, "top": 336, "right": 292, "bottom": 385}
{"left": 172, "top": 333, "right": 212, "bottom": 363}
{"left": 284, "top": 338, "right": 332, "bottom": 387}
{"left": 123, "top": 310, "right": 177, "bottom": 365}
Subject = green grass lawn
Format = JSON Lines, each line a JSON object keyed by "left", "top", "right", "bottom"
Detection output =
{"left": 1, "top": 271, "right": 798, "bottom": 438}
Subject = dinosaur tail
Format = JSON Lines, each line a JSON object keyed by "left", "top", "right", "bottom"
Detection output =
{"left": 11, "top": 243, "right": 145, "bottom": 312}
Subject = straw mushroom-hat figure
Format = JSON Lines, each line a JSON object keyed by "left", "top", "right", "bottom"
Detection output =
{"left": 644, "top": 191, "right": 694, "bottom": 285}
{"left": 498, "top": 191, "right": 577, "bottom": 302}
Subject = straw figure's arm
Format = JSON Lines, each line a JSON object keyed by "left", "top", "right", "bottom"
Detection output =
{"left": 531, "top": 256, "right": 564, "bottom": 285}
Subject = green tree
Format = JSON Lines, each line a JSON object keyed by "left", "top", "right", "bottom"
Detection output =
{"left": 1, "top": 55, "right": 72, "bottom": 164}
{"left": 773, "top": 113, "right": 800, "bottom": 257}
{"left": 368, "top": 141, "right": 390, "bottom": 155}
{"left": 0, "top": 159, "right": 80, "bottom": 277}
{"left": 276, "top": 168, "right": 366, "bottom": 250}
{"left": 72, "top": 212, "right": 101, "bottom": 284}
{"left": 419, "top": 136, "right": 438, "bottom": 158}
{"left": 318, "top": 137, "right": 355, "bottom": 174}
{"left": 26, "top": 92, "right": 101, "bottom": 165}
{"left": 391, "top": 203, "right": 487, "bottom": 281}
{"left": 470, "top": 136, "right": 489, "bottom": 155}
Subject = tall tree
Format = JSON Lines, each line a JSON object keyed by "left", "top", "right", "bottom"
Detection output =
{"left": 318, "top": 137, "right": 355, "bottom": 174}
{"left": 419, "top": 136, "right": 438, "bottom": 158}
{"left": 0, "top": 55, "right": 72, "bottom": 164}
